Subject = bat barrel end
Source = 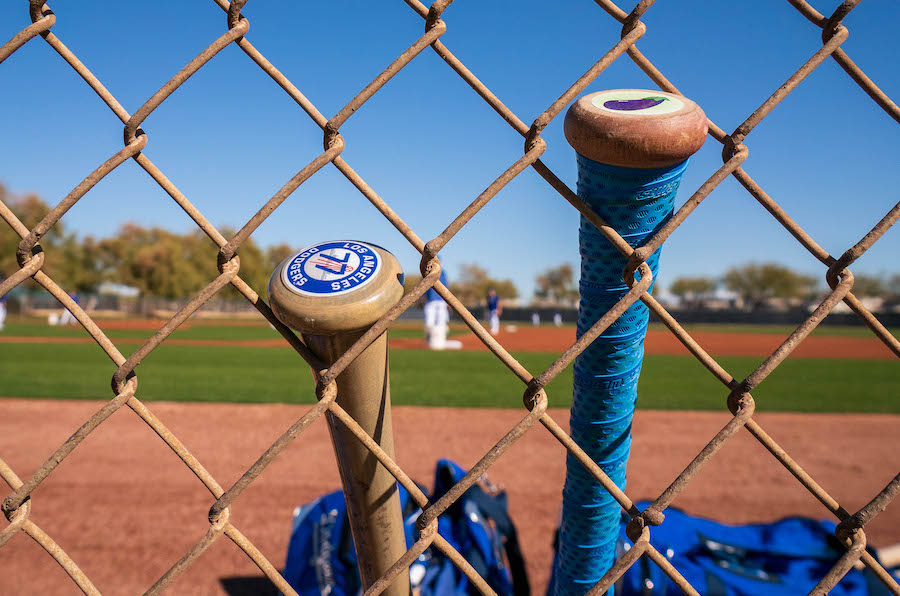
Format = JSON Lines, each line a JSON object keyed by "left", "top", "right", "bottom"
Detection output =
{"left": 269, "top": 240, "right": 404, "bottom": 336}
{"left": 564, "top": 89, "right": 708, "bottom": 169}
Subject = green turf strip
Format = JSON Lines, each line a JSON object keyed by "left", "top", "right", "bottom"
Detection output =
{"left": 0, "top": 342, "right": 895, "bottom": 412}
{"left": 0, "top": 320, "right": 465, "bottom": 341}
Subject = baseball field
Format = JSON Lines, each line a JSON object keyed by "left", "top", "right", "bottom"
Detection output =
{"left": 1, "top": 316, "right": 898, "bottom": 594}
{"left": 0, "top": 317, "right": 896, "bottom": 411}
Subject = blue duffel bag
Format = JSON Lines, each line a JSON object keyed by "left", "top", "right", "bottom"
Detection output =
{"left": 283, "top": 459, "right": 529, "bottom": 596}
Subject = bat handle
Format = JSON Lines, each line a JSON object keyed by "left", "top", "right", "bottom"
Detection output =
{"left": 302, "top": 329, "right": 408, "bottom": 594}
{"left": 552, "top": 155, "right": 688, "bottom": 596}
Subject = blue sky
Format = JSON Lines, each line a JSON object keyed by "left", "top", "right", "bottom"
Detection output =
{"left": 1, "top": 1, "right": 898, "bottom": 301}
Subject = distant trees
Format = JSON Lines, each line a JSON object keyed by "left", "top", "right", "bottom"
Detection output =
{"left": 535, "top": 264, "right": 579, "bottom": 306}
{"left": 449, "top": 264, "right": 518, "bottom": 307}
{"left": 54, "top": 235, "right": 104, "bottom": 293}
{"left": 400, "top": 264, "right": 518, "bottom": 307}
{"left": 669, "top": 276, "right": 716, "bottom": 308}
{"left": 1, "top": 189, "right": 51, "bottom": 276}
{"left": 2, "top": 183, "right": 896, "bottom": 312}
{"left": 0, "top": 183, "right": 292, "bottom": 300}
{"left": 0, "top": 186, "right": 89, "bottom": 290}
{"left": 96, "top": 225, "right": 273, "bottom": 298}
{"left": 849, "top": 274, "right": 888, "bottom": 298}
{"left": 266, "top": 243, "right": 296, "bottom": 271}
{"left": 98, "top": 225, "right": 207, "bottom": 298}
{"left": 666, "top": 263, "right": 888, "bottom": 310}
{"left": 215, "top": 228, "right": 270, "bottom": 298}
{"left": 888, "top": 275, "right": 900, "bottom": 299}
{"left": 723, "top": 263, "right": 818, "bottom": 310}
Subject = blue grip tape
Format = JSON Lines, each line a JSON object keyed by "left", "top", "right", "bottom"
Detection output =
{"left": 552, "top": 155, "right": 687, "bottom": 596}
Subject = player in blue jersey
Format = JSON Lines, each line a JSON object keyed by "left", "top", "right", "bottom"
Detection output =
{"left": 486, "top": 288, "right": 501, "bottom": 335}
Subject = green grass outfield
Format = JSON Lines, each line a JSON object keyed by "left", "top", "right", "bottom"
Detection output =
{"left": 0, "top": 339, "right": 895, "bottom": 413}
{"left": 4, "top": 316, "right": 898, "bottom": 340}
{"left": 0, "top": 320, "right": 466, "bottom": 340}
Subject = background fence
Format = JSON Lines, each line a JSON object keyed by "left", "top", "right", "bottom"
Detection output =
{"left": 2, "top": 1, "right": 899, "bottom": 594}
{"left": 13, "top": 290, "right": 900, "bottom": 327}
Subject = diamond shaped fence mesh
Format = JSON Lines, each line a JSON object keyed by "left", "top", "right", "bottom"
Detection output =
{"left": 1, "top": 1, "right": 898, "bottom": 595}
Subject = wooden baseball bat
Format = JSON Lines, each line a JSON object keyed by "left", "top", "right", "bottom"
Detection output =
{"left": 270, "top": 240, "right": 409, "bottom": 596}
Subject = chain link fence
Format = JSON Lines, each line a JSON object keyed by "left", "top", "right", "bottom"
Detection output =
{"left": 1, "top": 0, "right": 898, "bottom": 594}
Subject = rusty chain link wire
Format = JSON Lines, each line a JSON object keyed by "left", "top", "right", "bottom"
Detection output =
{"left": 2, "top": 0, "right": 899, "bottom": 594}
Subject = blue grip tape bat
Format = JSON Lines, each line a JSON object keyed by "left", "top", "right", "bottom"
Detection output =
{"left": 552, "top": 89, "right": 707, "bottom": 596}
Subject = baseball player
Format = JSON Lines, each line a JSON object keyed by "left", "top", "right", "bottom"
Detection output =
{"left": 57, "top": 291, "right": 79, "bottom": 326}
{"left": 486, "top": 288, "right": 501, "bottom": 335}
{"left": 424, "top": 270, "right": 461, "bottom": 350}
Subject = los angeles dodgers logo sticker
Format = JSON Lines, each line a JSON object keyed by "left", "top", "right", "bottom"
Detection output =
{"left": 282, "top": 241, "right": 381, "bottom": 296}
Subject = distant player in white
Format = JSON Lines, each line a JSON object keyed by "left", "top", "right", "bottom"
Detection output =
{"left": 0, "top": 292, "right": 6, "bottom": 331}
{"left": 58, "top": 291, "right": 79, "bottom": 326}
{"left": 486, "top": 288, "right": 501, "bottom": 335}
{"left": 424, "top": 270, "right": 461, "bottom": 350}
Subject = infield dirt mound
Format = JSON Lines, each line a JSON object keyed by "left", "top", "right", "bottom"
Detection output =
{"left": 1, "top": 399, "right": 897, "bottom": 594}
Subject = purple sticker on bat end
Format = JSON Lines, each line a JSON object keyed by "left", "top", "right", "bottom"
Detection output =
{"left": 591, "top": 90, "right": 683, "bottom": 115}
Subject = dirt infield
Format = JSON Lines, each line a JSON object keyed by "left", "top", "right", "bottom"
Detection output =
{"left": 1, "top": 399, "right": 897, "bottom": 595}
{"left": 1, "top": 326, "right": 896, "bottom": 359}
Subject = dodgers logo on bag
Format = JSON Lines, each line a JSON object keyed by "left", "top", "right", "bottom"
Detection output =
{"left": 282, "top": 241, "right": 381, "bottom": 296}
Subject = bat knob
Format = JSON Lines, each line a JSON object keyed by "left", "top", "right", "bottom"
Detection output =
{"left": 269, "top": 240, "right": 404, "bottom": 335}
{"left": 564, "top": 89, "right": 707, "bottom": 169}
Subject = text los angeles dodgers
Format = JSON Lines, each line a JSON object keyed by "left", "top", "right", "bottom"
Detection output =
{"left": 284, "top": 241, "right": 379, "bottom": 295}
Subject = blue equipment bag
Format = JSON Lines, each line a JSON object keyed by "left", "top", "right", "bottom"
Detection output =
{"left": 283, "top": 459, "right": 529, "bottom": 596}
{"left": 550, "top": 500, "right": 897, "bottom": 595}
